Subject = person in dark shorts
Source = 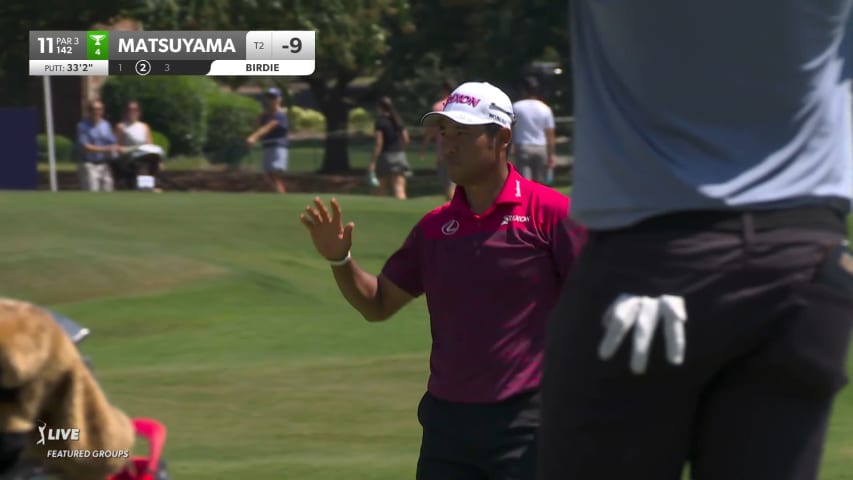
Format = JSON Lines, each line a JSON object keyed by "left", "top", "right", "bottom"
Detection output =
{"left": 538, "top": 1, "right": 853, "bottom": 479}
{"left": 299, "top": 81, "right": 587, "bottom": 480}
{"left": 246, "top": 87, "right": 289, "bottom": 194}
{"left": 370, "top": 96, "right": 411, "bottom": 199}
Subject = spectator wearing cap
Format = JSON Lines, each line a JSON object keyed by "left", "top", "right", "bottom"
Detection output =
{"left": 510, "top": 77, "right": 557, "bottom": 184}
{"left": 247, "top": 88, "right": 289, "bottom": 194}
{"left": 298, "top": 81, "right": 587, "bottom": 480}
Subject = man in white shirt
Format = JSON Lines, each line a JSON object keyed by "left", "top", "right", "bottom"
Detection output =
{"left": 511, "top": 77, "right": 556, "bottom": 184}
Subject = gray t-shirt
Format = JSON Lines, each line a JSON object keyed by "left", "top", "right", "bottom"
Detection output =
{"left": 570, "top": 0, "right": 853, "bottom": 229}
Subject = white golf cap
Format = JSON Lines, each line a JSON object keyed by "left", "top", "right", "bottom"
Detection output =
{"left": 421, "top": 81, "right": 515, "bottom": 129}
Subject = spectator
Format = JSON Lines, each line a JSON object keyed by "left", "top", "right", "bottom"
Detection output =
{"left": 420, "top": 79, "right": 457, "bottom": 200}
{"left": 511, "top": 77, "right": 556, "bottom": 184}
{"left": 370, "top": 96, "right": 411, "bottom": 200}
{"left": 247, "top": 88, "right": 289, "bottom": 194}
{"left": 115, "top": 100, "right": 162, "bottom": 190}
{"left": 76, "top": 100, "right": 120, "bottom": 192}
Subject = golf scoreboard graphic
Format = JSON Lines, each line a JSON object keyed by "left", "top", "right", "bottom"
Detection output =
{"left": 29, "top": 30, "right": 315, "bottom": 76}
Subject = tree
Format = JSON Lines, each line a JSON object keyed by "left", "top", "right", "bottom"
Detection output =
{"left": 378, "top": 0, "right": 571, "bottom": 121}
{"left": 121, "top": 0, "right": 249, "bottom": 92}
{"left": 292, "top": 1, "right": 413, "bottom": 173}
{"left": 124, "top": 0, "right": 413, "bottom": 173}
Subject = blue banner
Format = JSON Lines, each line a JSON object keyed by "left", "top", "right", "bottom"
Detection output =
{"left": 0, "top": 107, "right": 39, "bottom": 190}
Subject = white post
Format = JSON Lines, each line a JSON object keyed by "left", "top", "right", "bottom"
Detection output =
{"left": 42, "top": 76, "right": 58, "bottom": 192}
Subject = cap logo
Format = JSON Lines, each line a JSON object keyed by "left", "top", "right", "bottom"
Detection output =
{"left": 446, "top": 93, "right": 481, "bottom": 108}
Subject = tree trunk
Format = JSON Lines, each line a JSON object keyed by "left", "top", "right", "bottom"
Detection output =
{"left": 319, "top": 100, "right": 351, "bottom": 174}
{"left": 307, "top": 71, "right": 358, "bottom": 174}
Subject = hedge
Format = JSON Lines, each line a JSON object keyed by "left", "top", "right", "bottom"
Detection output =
{"left": 36, "top": 134, "right": 73, "bottom": 163}
{"left": 288, "top": 106, "right": 326, "bottom": 132}
{"left": 100, "top": 76, "right": 218, "bottom": 156}
{"left": 349, "top": 107, "right": 373, "bottom": 134}
{"left": 285, "top": 106, "right": 373, "bottom": 134}
{"left": 150, "top": 130, "right": 170, "bottom": 158}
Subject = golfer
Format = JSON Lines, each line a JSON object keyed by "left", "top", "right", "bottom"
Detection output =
{"left": 300, "top": 82, "right": 586, "bottom": 480}
{"left": 539, "top": 1, "right": 853, "bottom": 479}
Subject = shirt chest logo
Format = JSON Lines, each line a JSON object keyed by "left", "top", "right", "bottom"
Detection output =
{"left": 501, "top": 215, "right": 530, "bottom": 226}
{"left": 441, "top": 219, "right": 460, "bottom": 236}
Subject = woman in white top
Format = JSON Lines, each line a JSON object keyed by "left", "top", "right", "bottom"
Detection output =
{"left": 510, "top": 77, "right": 557, "bottom": 184}
{"left": 118, "top": 101, "right": 152, "bottom": 145}
{"left": 115, "top": 101, "right": 162, "bottom": 188}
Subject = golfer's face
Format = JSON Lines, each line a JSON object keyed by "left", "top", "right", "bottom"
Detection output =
{"left": 437, "top": 119, "right": 494, "bottom": 184}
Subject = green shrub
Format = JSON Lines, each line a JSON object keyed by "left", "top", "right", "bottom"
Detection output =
{"left": 288, "top": 106, "right": 326, "bottom": 132}
{"left": 100, "top": 76, "right": 218, "bottom": 156}
{"left": 36, "top": 134, "right": 73, "bottom": 163}
{"left": 349, "top": 107, "right": 373, "bottom": 134}
{"left": 301, "top": 109, "right": 326, "bottom": 132}
{"left": 287, "top": 106, "right": 304, "bottom": 129}
{"left": 150, "top": 130, "right": 170, "bottom": 158}
{"left": 204, "top": 91, "right": 263, "bottom": 166}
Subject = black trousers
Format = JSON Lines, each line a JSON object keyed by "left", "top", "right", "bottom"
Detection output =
{"left": 538, "top": 206, "right": 853, "bottom": 480}
{"left": 417, "top": 389, "right": 541, "bottom": 480}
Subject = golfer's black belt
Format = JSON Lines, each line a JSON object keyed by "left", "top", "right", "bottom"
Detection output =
{"left": 626, "top": 205, "right": 847, "bottom": 235}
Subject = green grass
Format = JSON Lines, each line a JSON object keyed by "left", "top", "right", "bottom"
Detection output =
{"left": 0, "top": 193, "right": 441, "bottom": 480}
{"left": 0, "top": 193, "right": 850, "bottom": 479}
{"left": 38, "top": 135, "right": 574, "bottom": 175}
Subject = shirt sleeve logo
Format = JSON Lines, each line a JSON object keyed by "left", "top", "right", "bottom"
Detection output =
{"left": 441, "top": 219, "right": 460, "bottom": 235}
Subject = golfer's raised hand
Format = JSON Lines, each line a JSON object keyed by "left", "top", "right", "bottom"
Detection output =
{"left": 299, "top": 197, "right": 354, "bottom": 262}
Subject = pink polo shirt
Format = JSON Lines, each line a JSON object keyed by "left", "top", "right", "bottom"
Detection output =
{"left": 381, "top": 163, "right": 587, "bottom": 403}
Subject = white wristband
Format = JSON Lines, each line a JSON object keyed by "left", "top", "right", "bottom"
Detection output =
{"left": 328, "top": 251, "right": 351, "bottom": 266}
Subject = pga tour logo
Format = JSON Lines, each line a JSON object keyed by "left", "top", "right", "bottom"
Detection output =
{"left": 36, "top": 421, "right": 79, "bottom": 444}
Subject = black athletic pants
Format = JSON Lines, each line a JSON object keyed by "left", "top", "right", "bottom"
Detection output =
{"left": 538, "top": 206, "right": 853, "bottom": 480}
{"left": 417, "top": 389, "right": 541, "bottom": 480}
